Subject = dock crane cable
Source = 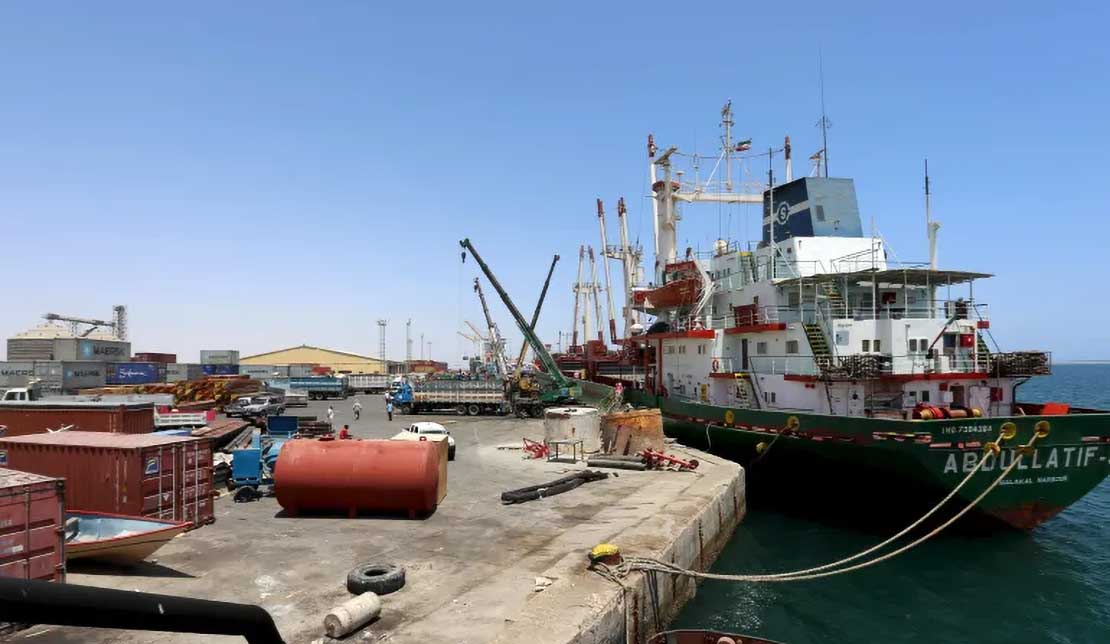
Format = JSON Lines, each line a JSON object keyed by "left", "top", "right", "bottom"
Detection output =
{"left": 593, "top": 421, "right": 1048, "bottom": 584}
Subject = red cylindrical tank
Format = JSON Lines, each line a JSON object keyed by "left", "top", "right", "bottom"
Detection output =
{"left": 274, "top": 439, "right": 441, "bottom": 518}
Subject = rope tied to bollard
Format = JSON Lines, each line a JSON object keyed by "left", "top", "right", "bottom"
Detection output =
{"left": 592, "top": 421, "right": 1047, "bottom": 584}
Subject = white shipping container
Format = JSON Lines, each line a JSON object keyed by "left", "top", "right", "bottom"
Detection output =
{"left": 200, "top": 350, "right": 239, "bottom": 365}
{"left": 61, "top": 361, "right": 107, "bottom": 391}
{"left": 165, "top": 363, "right": 204, "bottom": 383}
{"left": 0, "top": 362, "right": 36, "bottom": 388}
{"left": 52, "top": 339, "right": 131, "bottom": 362}
{"left": 240, "top": 365, "right": 280, "bottom": 379}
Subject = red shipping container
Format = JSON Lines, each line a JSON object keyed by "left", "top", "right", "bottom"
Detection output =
{"left": 132, "top": 352, "right": 177, "bottom": 364}
{"left": 0, "top": 402, "right": 154, "bottom": 438}
{"left": 0, "top": 468, "right": 65, "bottom": 582}
{"left": 0, "top": 432, "right": 213, "bottom": 528}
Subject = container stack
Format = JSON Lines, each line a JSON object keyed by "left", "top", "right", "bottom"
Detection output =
{"left": 0, "top": 468, "right": 65, "bottom": 582}
{"left": 0, "top": 432, "right": 214, "bottom": 527}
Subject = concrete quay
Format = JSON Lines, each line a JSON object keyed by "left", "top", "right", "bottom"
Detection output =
{"left": 9, "top": 399, "right": 744, "bottom": 644}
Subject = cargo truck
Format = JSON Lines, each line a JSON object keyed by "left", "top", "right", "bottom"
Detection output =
{"left": 265, "top": 376, "right": 348, "bottom": 401}
{"left": 390, "top": 379, "right": 505, "bottom": 416}
{"left": 345, "top": 373, "right": 391, "bottom": 394}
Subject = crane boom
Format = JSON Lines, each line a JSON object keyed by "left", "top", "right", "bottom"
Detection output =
{"left": 514, "top": 254, "right": 560, "bottom": 378}
{"left": 473, "top": 279, "right": 510, "bottom": 377}
{"left": 597, "top": 199, "right": 619, "bottom": 344}
{"left": 460, "top": 238, "right": 575, "bottom": 394}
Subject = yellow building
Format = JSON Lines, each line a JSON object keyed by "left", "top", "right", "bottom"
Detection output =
{"left": 240, "top": 345, "right": 386, "bottom": 374}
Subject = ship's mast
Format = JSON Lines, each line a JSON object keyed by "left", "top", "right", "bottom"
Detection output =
{"left": 722, "top": 100, "right": 734, "bottom": 192}
{"left": 925, "top": 159, "right": 940, "bottom": 270}
{"left": 818, "top": 50, "right": 831, "bottom": 178}
{"left": 588, "top": 247, "right": 604, "bottom": 343}
{"left": 615, "top": 197, "right": 640, "bottom": 336}
{"left": 571, "top": 246, "right": 584, "bottom": 350}
{"left": 596, "top": 200, "right": 619, "bottom": 344}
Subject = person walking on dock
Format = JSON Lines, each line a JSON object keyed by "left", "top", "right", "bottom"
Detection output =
{"left": 386, "top": 399, "right": 394, "bottom": 422}
{"left": 352, "top": 398, "right": 362, "bottom": 421}
{"left": 327, "top": 405, "right": 335, "bottom": 425}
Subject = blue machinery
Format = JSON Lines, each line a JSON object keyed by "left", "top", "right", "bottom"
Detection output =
{"left": 230, "top": 416, "right": 298, "bottom": 489}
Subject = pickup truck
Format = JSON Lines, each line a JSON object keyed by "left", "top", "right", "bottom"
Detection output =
{"left": 392, "top": 422, "right": 456, "bottom": 460}
{"left": 226, "top": 394, "right": 285, "bottom": 419}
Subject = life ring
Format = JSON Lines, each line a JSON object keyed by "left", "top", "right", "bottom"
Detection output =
{"left": 712, "top": 359, "right": 720, "bottom": 372}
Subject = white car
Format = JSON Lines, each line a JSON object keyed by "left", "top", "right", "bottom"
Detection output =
{"left": 404, "top": 422, "right": 456, "bottom": 460}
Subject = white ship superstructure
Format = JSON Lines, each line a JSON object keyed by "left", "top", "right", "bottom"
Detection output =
{"left": 622, "top": 105, "right": 1048, "bottom": 420}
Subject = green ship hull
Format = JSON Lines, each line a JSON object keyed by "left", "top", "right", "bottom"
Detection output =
{"left": 609, "top": 385, "right": 1110, "bottom": 530}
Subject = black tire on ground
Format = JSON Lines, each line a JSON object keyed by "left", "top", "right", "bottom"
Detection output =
{"left": 233, "top": 486, "right": 260, "bottom": 503}
{"left": 456, "top": 404, "right": 467, "bottom": 416}
{"left": 515, "top": 407, "right": 527, "bottom": 418}
{"left": 346, "top": 563, "right": 406, "bottom": 596}
{"left": 467, "top": 404, "right": 480, "bottom": 416}
{"left": 400, "top": 403, "right": 413, "bottom": 415}
{"left": 530, "top": 405, "right": 544, "bottom": 418}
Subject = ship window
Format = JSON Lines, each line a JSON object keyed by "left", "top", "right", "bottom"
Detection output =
{"left": 756, "top": 342, "right": 768, "bottom": 355}
{"left": 815, "top": 205, "right": 826, "bottom": 222}
{"left": 697, "top": 344, "right": 706, "bottom": 355}
{"left": 678, "top": 345, "right": 686, "bottom": 354}
{"left": 862, "top": 339, "right": 871, "bottom": 352}
{"left": 909, "top": 339, "right": 918, "bottom": 352}
{"left": 920, "top": 338, "right": 930, "bottom": 353}
{"left": 921, "top": 390, "right": 931, "bottom": 402}
{"left": 873, "top": 339, "right": 881, "bottom": 352}
{"left": 785, "top": 340, "right": 799, "bottom": 354}
{"left": 666, "top": 345, "right": 675, "bottom": 354}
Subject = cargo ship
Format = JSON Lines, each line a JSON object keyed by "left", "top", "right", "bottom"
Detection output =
{"left": 571, "top": 104, "right": 1110, "bottom": 530}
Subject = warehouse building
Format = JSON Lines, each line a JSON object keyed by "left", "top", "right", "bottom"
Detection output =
{"left": 239, "top": 345, "right": 387, "bottom": 375}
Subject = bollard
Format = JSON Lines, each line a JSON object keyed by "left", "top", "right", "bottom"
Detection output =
{"left": 323, "top": 592, "right": 382, "bottom": 639}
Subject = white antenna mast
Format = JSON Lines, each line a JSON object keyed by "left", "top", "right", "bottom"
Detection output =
{"left": 721, "top": 100, "right": 734, "bottom": 191}
{"left": 817, "top": 49, "right": 832, "bottom": 178}
{"left": 925, "top": 159, "right": 940, "bottom": 269}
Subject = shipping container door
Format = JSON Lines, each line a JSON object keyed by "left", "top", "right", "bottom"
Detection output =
{"left": 140, "top": 445, "right": 178, "bottom": 520}
{"left": 0, "top": 481, "right": 65, "bottom": 581}
{"left": 180, "top": 441, "right": 213, "bottom": 526}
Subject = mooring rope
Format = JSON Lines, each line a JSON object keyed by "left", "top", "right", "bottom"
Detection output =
{"left": 594, "top": 422, "right": 1047, "bottom": 584}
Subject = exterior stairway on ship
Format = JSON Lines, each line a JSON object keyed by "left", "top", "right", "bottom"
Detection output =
{"left": 803, "top": 323, "right": 834, "bottom": 372}
{"left": 733, "top": 373, "right": 759, "bottom": 409}
{"left": 820, "top": 281, "right": 846, "bottom": 317}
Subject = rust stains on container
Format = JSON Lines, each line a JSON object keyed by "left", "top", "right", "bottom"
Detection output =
{"left": 0, "top": 468, "right": 65, "bottom": 582}
{"left": 0, "top": 401, "right": 154, "bottom": 437}
{"left": 275, "top": 439, "right": 444, "bottom": 518}
{"left": 0, "top": 432, "right": 213, "bottom": 527}
{"left": 600, "top": 408, "right": 665, "bottom": 454}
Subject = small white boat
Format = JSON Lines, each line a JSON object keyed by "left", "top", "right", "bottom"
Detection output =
{"left": 65, "top": 511, "right": 191, "bottom": 564}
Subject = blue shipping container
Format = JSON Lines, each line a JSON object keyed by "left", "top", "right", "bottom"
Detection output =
{"left": 107, "top": 362, "right": 162, "bottom": 385}
{"left": 202, "top": 364, "right": 240, "bottom": 376}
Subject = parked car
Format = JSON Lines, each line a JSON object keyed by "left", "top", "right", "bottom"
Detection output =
{"left": 226, "top": 394, "right": 284, "bottom": 419}
{"left": 402, "top": 422, "right": 456, "bottom": 460}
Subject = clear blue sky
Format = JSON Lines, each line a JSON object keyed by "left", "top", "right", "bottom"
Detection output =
{"left": 1, "top": 1, "right": 1107, "bottom": 363}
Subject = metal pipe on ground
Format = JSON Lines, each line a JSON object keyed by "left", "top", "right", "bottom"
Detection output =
{"left": 586, "top": 458, "right": 648, "bottom": 471}
{"left": 0, "top": 577, "right": 285, "bottom": 644}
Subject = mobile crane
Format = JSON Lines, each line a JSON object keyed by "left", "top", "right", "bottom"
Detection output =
{"left": 460, "top": 239, "right": 578, "bottom": 417}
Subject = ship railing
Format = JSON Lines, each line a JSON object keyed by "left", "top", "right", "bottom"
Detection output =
{"left": 824, "top": 301, "right": 989, "bottom": 322}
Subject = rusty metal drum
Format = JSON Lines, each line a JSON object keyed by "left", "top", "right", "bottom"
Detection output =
{"left": 274, "top": 439, "right": 442, "bottom": 518}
